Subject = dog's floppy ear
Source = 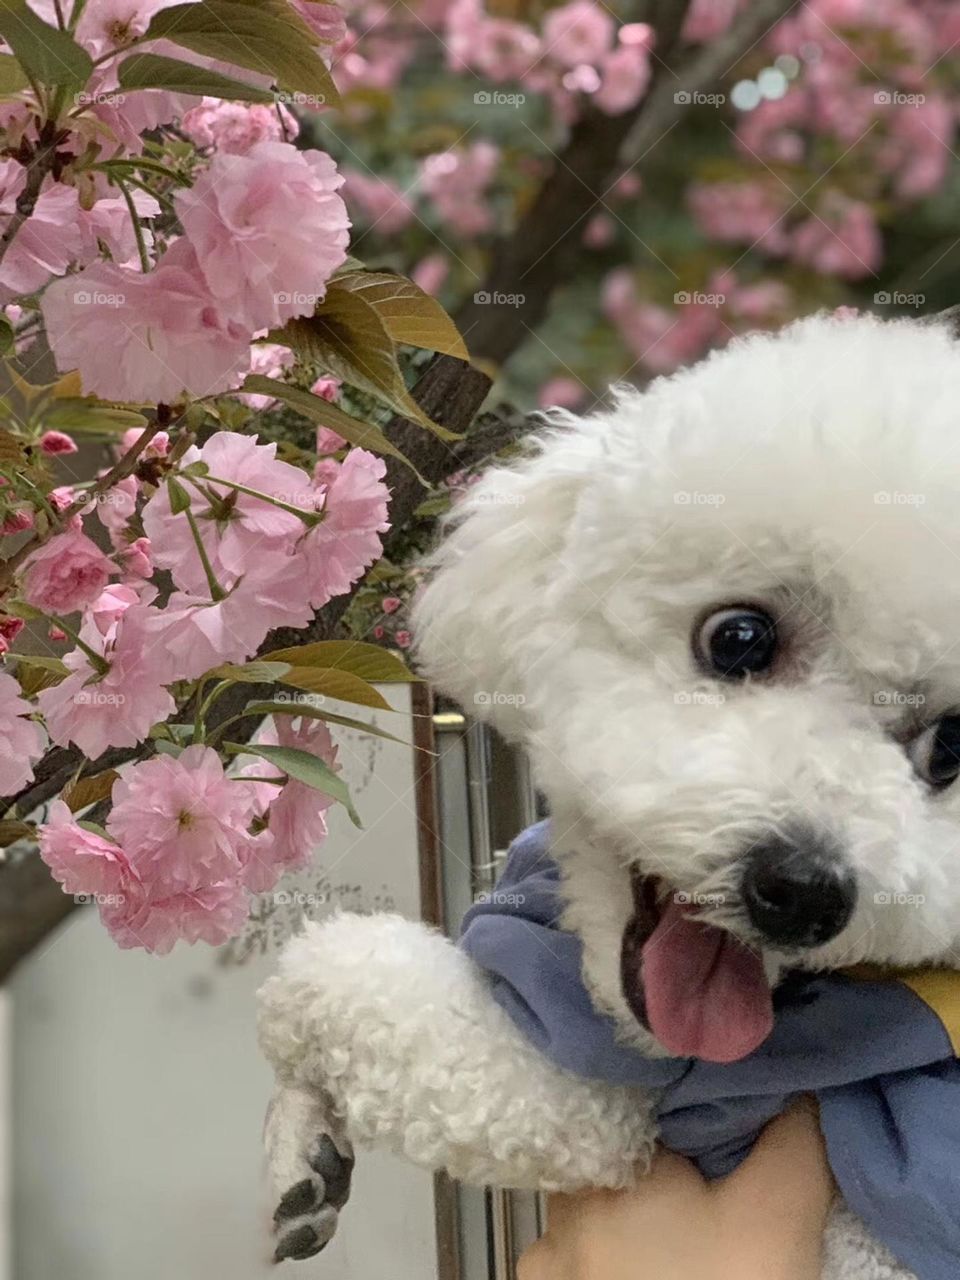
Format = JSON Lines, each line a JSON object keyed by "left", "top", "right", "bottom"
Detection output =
{"left": 412, "top": 420, "right": 598, "bottom": 736}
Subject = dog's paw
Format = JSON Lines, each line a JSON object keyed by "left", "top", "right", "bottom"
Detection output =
{"left": 265, "top": 1086, "right": 355, "bottom": 1263}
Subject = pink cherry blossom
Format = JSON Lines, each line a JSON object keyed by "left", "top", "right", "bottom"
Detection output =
{"left": 381, "top": 596, "right": 402, "bottom": 614}
{"left": 107, "top": 745, "right": 259, "bottom": 896}
{"left": 538, "top": 377, "right": 586, "bottom": 410}
{"left": 73, "top": 0, "right": 180, "bottom": 57}
{"left": 791, "top": 197, "right": 882, "bottom": 279}
{"left": 303, "top": 448, "right": 390, "bottom": 607}
{"left": 99, "top": 880, "right": 251, "bottom": 954}
{"left": 688, "top": 180, "right": 790, "bottom": 254}
{"left": 0, "top": 671, "right": 44, "bottom": 794}
{"left": 120, "top": 537, "right": 152, "bottom": 580}
{"left": 38, "top": 431, "right": 77, "bottom": 456}
{"left": 86, "top": 583, "right": 140, "bottom": 638}
{"left": 38, "top": 799, "right": 133, "bottom": 899}
{"left": 342, "top": 170, "right": 415, "bottom": 235}
{"left": 125, "top": 557, "right": 315, "bottom": 684}
{"left": 420, "top": 143, "right": 499, "bottom": 236}
{"left": 311, "top": 375, "right": 341, "bottom": 402}
{"left": 594, "top": 43, "right": 652, "bottom": 115}
{"left": 37, "top": 602, "right": 176, "bottom": 757}
{"left": 290, "top": 0, "right": 348, "bottom": 43}
{"left": 470, "top": 17, "right": 542, "bottom": 80}
{"left": 95, "top": 475, "right": 138, "bottom": 554}
{"left": 410, "top": 252, "right": 450, "bottom": 296}
{"left": 181, "top": 99, "right": 299, "bottom": 155}
{"left": 41, "top": 247, "right": 251, "bottom": 404}
{"left": 394, "top": 630, "right": 412, "bottom": 648}
{"left": 239, "top": 342, "right": 296, "bottom": 410}
{"left": 259, "top": 718, "right": 339, "bottom": 872}
{"left": 542, "top": 0, "right": 615, "bottom": 67}
{"left": 176, "top": 141, "right": 350, "bottom": 333}
{"left": 22, "top": 524, "right": 115, "bottom": 615}
{"left": 683, "top": 0, "right": 741, "bottom": 41}
{"left": 142, "top": 431, "right": 312, "bottom": 595}
{"left": 0, "top": 184, "right": 83, "bottom": 299}
{"left": 118, "top": 426, "right": 169, "bottom": 459}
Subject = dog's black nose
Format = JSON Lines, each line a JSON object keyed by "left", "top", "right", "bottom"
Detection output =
{"left": 742, "top": 834, "right": 856, "bottom": 948}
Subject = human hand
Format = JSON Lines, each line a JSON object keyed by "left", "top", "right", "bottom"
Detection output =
{"left": 518, "top": 1099, "right": 833, "bottom": 1280}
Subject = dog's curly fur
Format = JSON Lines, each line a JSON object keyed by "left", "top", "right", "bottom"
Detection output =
{"left": 258, "top": 311, "right": 960, "bottom": 1278}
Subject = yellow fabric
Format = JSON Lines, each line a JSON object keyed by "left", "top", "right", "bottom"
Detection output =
{"left": 843, "top": 964, "right": 960, "bottom": 1054}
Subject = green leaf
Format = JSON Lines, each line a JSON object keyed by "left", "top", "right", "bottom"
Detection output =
{"left": 241, "top": 376, "right": 426, "bottom": 482}
{"left": 263, "top": 639, "right": 420, "bottom": 684}
{"left": 167, "top": 475, "right": 191, "bottom": 514}
{"left": 228, "top": 742, "right": 362, "bottom": 826}
{"left": 10, "top": 652, "right": 68, "bottom": 675}
{"left": 281, "top": 666, "right": 393, "bottom": 711}
{"left": 0, "top": 315, "right": 13, "bottom": 357}
{"left": 0, "top": 53, "right": 28, "bottom": 94}
{"left": 116, "top": 52, "right": 274, "bottom": 103}
{"left": 0, "top": 1, "right": 93, "bottom": 88}
{"left": 76, "top": 819, "right": 111, "bottom": 838}
{"left": 331, "top": 270, "right": 469, "bottom": 359}
{"left": 271, "top": 285, "right": 462, "bottom": 441}
{"left": 242, "top": 700, "right": 410, "bottom": 746}
{"left": 43, "top": 398, "right": 149, "bottom": 434}
{"left": 207, "top": 660, "right": 292, "bottom": 684}
{"left": 144, "top": 1, "right": 341, "bottom": 107}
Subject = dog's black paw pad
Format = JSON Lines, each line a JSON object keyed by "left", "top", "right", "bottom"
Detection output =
{"left": 274, "top": 1179, "right": 321, "bottom": 1223}
{"left": 274, "top": 1223, "right": 324, "bottom": 1263}
{"left": 308, "top": 1135, "right": 354, "bottom": 1210}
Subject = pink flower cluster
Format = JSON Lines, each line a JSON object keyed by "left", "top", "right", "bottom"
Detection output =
{"left": 41, "top": 142, "right": 350, "bottom": 403}
{"left": 39, "top": 729, "right": 340, "bottom": 954}
{"left": 681, "top": 0, "right": 959, "bottom": 285}
{"left": 602, "top": 268, "right": 791, "bottom": 376}
{"left": 23, "top": 434, "right": 388, "bottom": 759}
{"left": 444, "top": 0, "right": 653, "bottom": 120}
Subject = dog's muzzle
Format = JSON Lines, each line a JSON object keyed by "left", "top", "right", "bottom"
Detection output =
{"left": 741, "top": 831, "right": 857, "bottom": 948}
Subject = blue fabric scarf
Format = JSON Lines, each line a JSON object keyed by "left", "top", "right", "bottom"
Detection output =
{"left": 459, "top": 821, "right": 960, "bottom": 1280}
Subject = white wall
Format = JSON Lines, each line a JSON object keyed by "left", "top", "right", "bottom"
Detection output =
{"left": 9, "top": 691, "right": 438, "bottom": 1280}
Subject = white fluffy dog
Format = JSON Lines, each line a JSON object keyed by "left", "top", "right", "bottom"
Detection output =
{"left": 257, "top": 311, "right": 960, "bottom": 1280}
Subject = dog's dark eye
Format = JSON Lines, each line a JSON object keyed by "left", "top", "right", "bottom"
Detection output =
{"left": 909, "top": 715, "right": 960, "bottom": 789}
{"left": 696, "top": 607, "right": 778, "bottom": 679}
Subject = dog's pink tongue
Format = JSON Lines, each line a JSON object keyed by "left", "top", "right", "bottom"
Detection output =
{"left": 641, "top": 900, "right": 773, "bottom": 1063}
